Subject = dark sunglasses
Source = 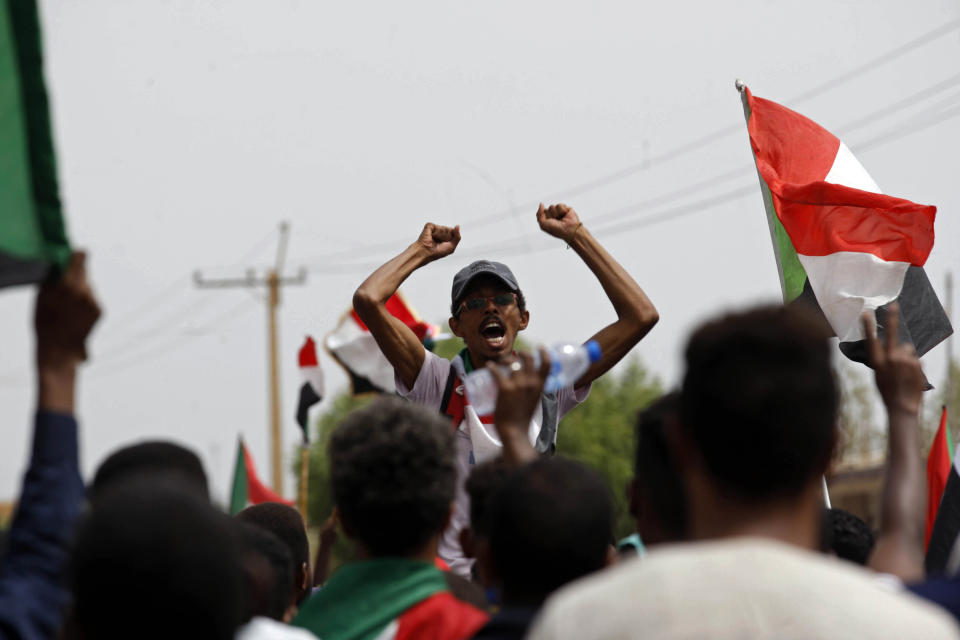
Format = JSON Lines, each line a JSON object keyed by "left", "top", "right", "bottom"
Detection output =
{"left": 460, "top": 293, "right": 516, "bottom": 313}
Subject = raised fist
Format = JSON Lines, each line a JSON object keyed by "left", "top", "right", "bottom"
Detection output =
{"left": 537, "top": 203, "right": 582, "bottom": 241}
{"left": 35, "top": 251, "right": 102, "bottom": 367}
{"left": 417, "top": 223, "right": 461, "bottom": 262}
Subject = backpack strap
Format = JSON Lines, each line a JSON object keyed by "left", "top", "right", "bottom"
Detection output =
{"left": 439, "top": 366, "right": 465, "bottom": 428}
{"left": 534, "top": 391, "right": 561, "bottom": 455}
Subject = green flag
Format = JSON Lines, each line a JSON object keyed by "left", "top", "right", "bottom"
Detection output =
{"left": 0, "top": 0, "right": 70, "bottom": 287}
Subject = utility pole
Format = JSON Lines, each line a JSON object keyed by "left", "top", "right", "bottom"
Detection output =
{"left": 194, "top": 222, "right": 306, "bottom": 494}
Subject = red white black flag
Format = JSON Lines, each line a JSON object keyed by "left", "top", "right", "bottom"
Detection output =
{"left": 295, "top": 336, "right": 324, "bottom": 443}
{"left": 324, "top": 291, "right": 437, "bottom": 395}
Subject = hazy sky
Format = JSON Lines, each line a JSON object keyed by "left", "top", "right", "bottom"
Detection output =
{"left": 2, "top": 0, "right": 958, "bottom": 504}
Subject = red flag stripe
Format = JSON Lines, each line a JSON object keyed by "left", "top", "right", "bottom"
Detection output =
{"left": 926, "top": 406, "right": 951, "bottom": 551}
{"left": 242, "top": 442, "right": 294, "bottom": 507}
{"left": 350, "top": 293, "right": 433, "bottom": 341}
{"left": 747, "top": 89, "right": 936, "bottom": 265}
{"left": 298, "top": 336, "right": 319, "bottom": 368}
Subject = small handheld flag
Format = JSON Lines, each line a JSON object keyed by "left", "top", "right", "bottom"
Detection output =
{"left": 295, "top": 336, "right": 324, "bottom": 444}
{"left": 325, "top": 291, "right": 437, "bottom": 395}
{"left": 229, "top": 438, "right": 294, "bottom": 515}
{"left": 737, "top": 83, "right": 952, "bottom": 367}
{"left": 927, "top": 407, "right": 953, "bottom": 551}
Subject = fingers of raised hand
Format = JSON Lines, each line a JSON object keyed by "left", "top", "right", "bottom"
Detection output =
{"left": 885, "top": 303, "right": 900, "bottom": 354}
{"left": 862, "top": 311, "right": 883, "bottom": 368}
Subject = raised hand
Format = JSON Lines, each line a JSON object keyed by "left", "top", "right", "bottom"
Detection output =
{"left": 536, "top": 203, "right": 582, "bottom": 242}
{"left": 489, "top": 349, "right": 551, "bottom": 464}
{"left": 862, "top": 304, "right": 924, "bottom": 415}
{"left": 35, "top": 252, "right": 102, "bottom": 367}
{"left": 34, "top": 251, "right": 102, "bottom": 414}
{"left": 416, "top": 223, "right": 461, "bottom": 262}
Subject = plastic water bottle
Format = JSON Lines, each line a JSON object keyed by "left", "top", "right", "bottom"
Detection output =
{"left": 463, "top": 340, "right": 602, "bottom": 415}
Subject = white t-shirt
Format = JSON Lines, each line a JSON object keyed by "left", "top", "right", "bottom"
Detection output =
{"left": 528, "top": 538, "right": 960, "bottom": 640}
{"left": 396, "top": 350, "right": 589, "bottom": 577}
{"left": 235, "top": 617, "right": 318, "bottom": 640}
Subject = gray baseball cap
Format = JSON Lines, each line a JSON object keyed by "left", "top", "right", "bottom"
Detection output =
{"left": 450, "top": 260, "right": 520, "bottom": 305}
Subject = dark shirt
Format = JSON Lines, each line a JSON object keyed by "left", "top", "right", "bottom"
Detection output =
{"left": 471, "top": 606, "right": 539, "bottom": 640}
{"left": 910, "top": 578, "right": 960, "bottom": 624}
{"left": 0, "top": 411, "right": 84, "bottom": 640}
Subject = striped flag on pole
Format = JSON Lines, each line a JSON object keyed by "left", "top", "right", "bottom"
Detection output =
{"left": 927, "top": 407, "right": 953, "bottom": 551}
{"left": 229, "top": 438, "right": 293, "bottom": 515}
{"left": 295, "top": 336, "right": 324, "bottom": 444}
{"left": 738, "top": 84, "right": 952, "bottom": 365}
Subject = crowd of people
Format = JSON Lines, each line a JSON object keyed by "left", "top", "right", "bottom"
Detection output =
{"left": 1, "top": 204, "right": 959, "bottom": 639}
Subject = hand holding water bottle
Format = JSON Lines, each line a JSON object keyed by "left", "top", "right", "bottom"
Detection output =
{"left": 489, "top": 349, "right": 551, "bottom": 465}
{"left": 464, "top": 340, "right": 602, "bottom": 415}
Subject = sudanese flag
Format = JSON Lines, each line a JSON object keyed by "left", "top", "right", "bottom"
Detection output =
{"left": 229, "top": 438, "right": 293, "bottom": 515}
{"left": 740, "top": 86, "right": 952, "bottom": 366}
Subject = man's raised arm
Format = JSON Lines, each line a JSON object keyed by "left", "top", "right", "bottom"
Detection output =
{"left": 536, "top": 203, "right": 658, "bottom": 389}
{"left": 353, "top": 223, "right": 460, "bottom": 389}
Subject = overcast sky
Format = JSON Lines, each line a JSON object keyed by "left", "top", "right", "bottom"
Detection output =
{"left": 1, "top": 0, "right": 958, "bottom": 504}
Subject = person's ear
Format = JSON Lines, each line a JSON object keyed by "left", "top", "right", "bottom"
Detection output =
{"left": 605, "top": 544, "right": 618, "bottom": 568}
{"left": 449, "top": 316, "right": 463, "bottom": 338}
{"left": 299, "top": 562, "right": 309, "bottom": 591}
{"left": 518, "top": 309, "right": 530, "bottom": 331}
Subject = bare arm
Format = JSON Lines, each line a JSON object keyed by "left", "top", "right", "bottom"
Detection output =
{"left": 864, "top": 305, "right": 926, "bottom": 582}
{"left": 353, "top": 224, "right": 461, "bottom": 389}
{"left": 536, "top": 204, "right": 658, "bottom": 388}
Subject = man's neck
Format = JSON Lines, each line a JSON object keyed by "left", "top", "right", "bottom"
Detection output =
{"left": 461, "top": 347, "right": 514, "bottom": 372}
{"left": 687, "top": 481, "right": 823, "bottom": 551}
{"left": 354, "top": 536, "right": 441, "bottom": 564}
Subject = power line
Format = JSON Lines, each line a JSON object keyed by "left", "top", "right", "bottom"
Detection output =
{"left": 303, "top": 71, "right": 960, "bottom": 273}
{"left": 305, "top": 97, "right": 960, "bottom": 275}
{"left": 297, "top": 19, "right": 960, "bottom": 267}
{"left": 88, "top": 295, "right": 259, "bottom": 379}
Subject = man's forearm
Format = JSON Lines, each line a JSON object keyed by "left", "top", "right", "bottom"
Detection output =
{"left": 881, "top": 408, "right": 924, "bottom": 537}
{"left": 869, "top": 408, "right": 925, "bottom": 581}
{"left": 567, "top": 225, "right": 658, "bottom": 328}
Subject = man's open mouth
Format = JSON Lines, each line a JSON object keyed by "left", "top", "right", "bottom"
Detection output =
{"left": 480, "top": 317, "right": 506, "bottom": 348}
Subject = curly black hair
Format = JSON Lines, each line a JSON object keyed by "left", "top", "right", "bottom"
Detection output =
{"left": 330, "top": 397, "right": 456, "bottom": 557}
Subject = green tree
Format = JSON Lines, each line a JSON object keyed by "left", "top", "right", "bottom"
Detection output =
{"left": 296, "top": 389, "right": 374, "bottom": 568}
{"left": 556, "top": 357, "right": 663, "bottom": 539}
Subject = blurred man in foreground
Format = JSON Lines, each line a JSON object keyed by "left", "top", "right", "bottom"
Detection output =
{"left": 529, "top": 305, "right": 959, "bottom": 639}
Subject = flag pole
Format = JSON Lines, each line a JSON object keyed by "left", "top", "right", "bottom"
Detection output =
{"left": 735, "top": 79, "right": 790, "bottom": 303}
{"left": 299, "top": 443, "right": 310, "bottom": 523}
{"left": 738, "top": 78, "right": 834, "bottom": 510}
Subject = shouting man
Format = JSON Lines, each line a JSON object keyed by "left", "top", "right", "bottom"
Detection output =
{"left": 353, "top": 203, "right": 658, "bottom": 575}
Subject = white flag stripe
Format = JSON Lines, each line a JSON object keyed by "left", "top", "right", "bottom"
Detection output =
{"left": 301, "top": 365, "right": 325, "bottom": 398}
{"left": 823, "top": 142, "right": 882, "bottom": 194}
{"left": 798, "top": 251, "right": 910, "bottom": 342}
{"left": 324, "top": 314, "right": 396, "bottom": 392}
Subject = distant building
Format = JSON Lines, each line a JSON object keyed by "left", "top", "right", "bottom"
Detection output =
{"left": 828, "top": 460, "right": 884, "bottom": 529}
